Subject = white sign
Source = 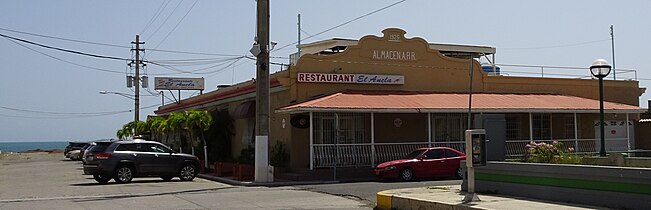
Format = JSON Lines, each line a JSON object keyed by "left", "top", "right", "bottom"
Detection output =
{"left": 155, "top": 77, "right": 205, "bottom": 90}
{"left": 297, "top": 73, "right": 404, "bottom": 85}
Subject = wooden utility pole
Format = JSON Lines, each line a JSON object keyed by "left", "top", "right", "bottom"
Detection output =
{"left": 130, "top": 35, "right": 145, "bottom": 131}
{"left": 254, "top": 0, "right": 271, "bottom": 182}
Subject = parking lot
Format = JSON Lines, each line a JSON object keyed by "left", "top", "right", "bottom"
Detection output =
{"left": 0, "top": 153, "right": 370, "bottom": 209}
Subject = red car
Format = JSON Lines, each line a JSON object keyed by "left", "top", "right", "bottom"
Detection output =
{"left": 374, "top": 147, "right": 466, "bottom": 181}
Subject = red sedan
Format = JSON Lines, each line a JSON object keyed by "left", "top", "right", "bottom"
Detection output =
{"left": 374, "top": 147, "right": 466, "bottom": 181}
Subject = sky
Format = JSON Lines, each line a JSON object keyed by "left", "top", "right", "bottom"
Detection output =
{"left": 1, "top": 0, "right": 649, "bottom": 142}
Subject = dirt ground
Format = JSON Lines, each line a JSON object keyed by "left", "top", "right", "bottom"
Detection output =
{"left": 0, "top": 151, "right": 64, "bottom": 163}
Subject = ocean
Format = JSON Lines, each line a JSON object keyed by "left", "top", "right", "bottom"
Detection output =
{"left": 0, "top": 141, "right": 69, "bottom": 152}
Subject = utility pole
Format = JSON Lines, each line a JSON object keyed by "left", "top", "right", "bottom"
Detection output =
{"left": 129, "top": 35, "right": 145, "bottom": 132}
{"left": 254, "top": 0, "right": 271, "bottom": 182}
{"left": 610, "top": 25, "right": 616, "bottom": 80}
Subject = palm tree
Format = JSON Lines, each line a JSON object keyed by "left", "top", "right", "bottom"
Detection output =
{"left": 147, "top": 116, "right": 165, "bottom": 142}
{"left": 167, "top": 112, "right": 188, "bottom": 153}
{"left": 185, "top": 110, "right": 213, "bottom": 168}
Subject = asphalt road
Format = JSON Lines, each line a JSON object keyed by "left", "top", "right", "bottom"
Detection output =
{"left": 296, "top": 179, "right": 462, "bottom": 207}
{"left": 0, "top": 153, "right": 370, "bottom": 210}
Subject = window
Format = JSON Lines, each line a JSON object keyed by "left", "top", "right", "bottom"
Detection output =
{"left": 564, "top": 115, "right": 576, "bottom": 139}
{"left": 532, "top": 113, "right": 551, "bottom": 140}
{"left": 423, "top": 149, "right": 445, "bottom": 160}
{"left": 148, "top": 144, "right": 172, "bottom": 153}
{"left": 313, "top": 113, "right": 368, "bottom": 144}
{"left": 445, "top": 149, "right": 460, "bottom": 158}
{"left": 115, "top": 144, "right": 138, "bottom": 152}
{"left": 506, "top": 115, "right": 521, "bottom": 140}
{"left": 433, "top": 114, "right": 468, "bottom": 142}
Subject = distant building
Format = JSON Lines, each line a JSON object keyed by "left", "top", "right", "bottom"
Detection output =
{"left": 156, "top": 28, "right": 644, "bottom": 170}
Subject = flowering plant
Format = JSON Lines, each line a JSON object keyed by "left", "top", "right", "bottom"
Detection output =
{"left": 523, "top": 141, "right": 580, "bottom": 164}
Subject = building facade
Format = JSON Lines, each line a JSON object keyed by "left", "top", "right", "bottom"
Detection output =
{"left": 155, "top": 28, "right": 644, "bottom": 170}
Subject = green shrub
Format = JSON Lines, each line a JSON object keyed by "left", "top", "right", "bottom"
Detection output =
{"left": 523, "top": 141, "right": 582, "bottom": 164}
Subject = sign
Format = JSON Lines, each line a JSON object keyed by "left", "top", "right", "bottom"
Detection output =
{"left": 154, "top": 77, "right": 205, "bottom": 90}
{"left": 297, "top": 73, "right": 404, "bottom": 85}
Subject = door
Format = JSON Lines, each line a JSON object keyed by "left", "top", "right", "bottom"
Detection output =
{"left": 420, "top": 149, "right": 447, "bottom": 177}
{"left": 148, "top": 143, "right": 179, "bottom": 174}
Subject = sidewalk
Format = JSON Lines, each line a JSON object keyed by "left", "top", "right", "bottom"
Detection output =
{"left": 376, "top": 185, "right": 609, "bottom": 210}
{"left": 197, "top": 173, "right": 342, "bottom": 187}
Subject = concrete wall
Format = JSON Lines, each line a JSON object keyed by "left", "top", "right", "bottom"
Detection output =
{"left": 463, "top": 162, "right": 651, "bottom": 209}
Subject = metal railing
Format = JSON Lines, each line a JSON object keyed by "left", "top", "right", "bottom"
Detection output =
{"left": 505, "top": 138, "right": 631, "bottom": 158}
{"left": 493, "top": 63, "right": 637, "bottom": 81}
{"left": 312, "top": 141, "right": 466, "bottom": 168}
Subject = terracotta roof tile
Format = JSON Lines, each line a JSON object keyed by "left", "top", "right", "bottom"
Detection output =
{"left": 279, "top": 90, "right": 641, "bottom": 113}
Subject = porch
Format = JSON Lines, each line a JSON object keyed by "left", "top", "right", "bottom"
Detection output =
{"left": 307, "top": 112, "right": 635, "bottom": 169}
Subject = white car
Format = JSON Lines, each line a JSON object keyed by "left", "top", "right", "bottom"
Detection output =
{"left": 66, "top": 150, "right": 81, "bottom": 160}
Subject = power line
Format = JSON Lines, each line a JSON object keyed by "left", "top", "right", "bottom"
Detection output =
{"left": 153, "top": 0, "right": 198, "bottom": 49}
{"left": 272, "top": 0, "right": 407, "bottom": 53}
{"left": 148, "top": 0, "right": 184, "bottom": 41}
{"left": 140, "top": 0, "right": 172, "bottom": 35}
{"left": 501, "top": 39, "right": 611, "bottom": 50}
{"left": 0, "top": 27, "right": 129, "bottom": 49}
{"left": 0, "top": 32, "right": 130, "bottom": 61}
{"left": 4, "top": 37, "right": 125, "bottom": 74}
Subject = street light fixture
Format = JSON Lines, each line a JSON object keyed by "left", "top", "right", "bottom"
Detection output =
{"left": 99, "top": 91, "right": 136, "bottom": 100}
{"left": 589, "top": 59, "right": 612, "bottom": 157}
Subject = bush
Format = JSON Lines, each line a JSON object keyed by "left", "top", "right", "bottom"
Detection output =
{"left": 523, "top": 141, "right": 582, "bottom": 164}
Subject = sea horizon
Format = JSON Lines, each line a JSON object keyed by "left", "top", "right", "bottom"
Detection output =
{"left": 0, "top": 141, "right": 69, "bottom": 153}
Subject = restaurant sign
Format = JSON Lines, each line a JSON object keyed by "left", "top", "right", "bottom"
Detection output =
{"left": 297, "top": 73, "right": 404, "bottom": 85}
{"left": 154, "top": 77, "right": 205, "bottom": 90}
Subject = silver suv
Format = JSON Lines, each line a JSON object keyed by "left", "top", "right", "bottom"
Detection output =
{"left": 82, "top": 140, "right": 199, "bottom": 184}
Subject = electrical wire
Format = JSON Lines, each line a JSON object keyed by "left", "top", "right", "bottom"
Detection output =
{"left": 0, "top": 27, "right": 129, "bottom": 49}
{"left": 3, "top": 37, "right": 124, "bottom": 74}
{"left": 272, "top": 0, "right": 407, "bottom": 53}
{"left": 501, "top": 39, "right": 611, "bottom": 50}
{"left": 153, "top": 0, "right": 198, "bottom": 49}
{"left": 148, "top": 0, "right": 184, "bottom": 41}
{"left": 140, "top": 0, "right": 172, "bottom": 36}
{"left": 0, "top": 32, "right": 130, "bottom": 61}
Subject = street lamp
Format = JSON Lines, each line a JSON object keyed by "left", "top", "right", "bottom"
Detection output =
{"left": 99, "top": 91, "right": 136, "bottom": 100}
{"left": 590, "top": 59, "right": 612, "bottom": 157}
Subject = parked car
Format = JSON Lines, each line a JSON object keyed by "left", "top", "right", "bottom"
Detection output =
{"left": 82, "top": 140, "right": 116, "bottom": 164}
{"left": 374, "top": 147, "right": 466, "bottom": 181}
{"left": 64, "top": 142, "right": 88, "bottom": 158}
{"left": 82, "top": 140, "right": 199, "bottom": 184}
{"left": 66, "top": 149, "right": 82, "bottom": 161}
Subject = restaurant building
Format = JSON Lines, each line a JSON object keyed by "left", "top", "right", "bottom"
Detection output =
{"left": 155, "top": 28, "right": 644, "bottom": 170}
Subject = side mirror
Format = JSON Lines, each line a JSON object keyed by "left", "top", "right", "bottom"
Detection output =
{"left": 418, "top": 155, "right": 427, "bottom": 160}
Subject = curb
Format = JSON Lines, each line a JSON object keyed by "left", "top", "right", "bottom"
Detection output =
{"left": 376, "top": 191, "right": 393, "bottom": 210}
{"left": 197, "top": 174, "right": 340, "bottom": 187}
{"left": 377, "top": 189, "right": 480, "bottom": 210}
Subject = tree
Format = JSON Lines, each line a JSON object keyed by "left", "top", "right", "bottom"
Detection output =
{"left": 185, "top": 110, "right": 213, "bottom": 168}
{"left": 167, "top": 112, "right": 188, "bottom": 153}
{"left": 147, "top": 116, "right": 166, "bottom": 142}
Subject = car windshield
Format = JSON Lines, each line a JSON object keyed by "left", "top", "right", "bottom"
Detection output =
{"left": 402, "top": 149, "right": 426, "bottom": 159}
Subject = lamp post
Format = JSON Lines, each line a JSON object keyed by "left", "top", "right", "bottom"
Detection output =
{"left": 99, "top": 91, "right": 136, "bottom": 100}
{"left": 590, "top": 59, "right": 612, "bottom": 157}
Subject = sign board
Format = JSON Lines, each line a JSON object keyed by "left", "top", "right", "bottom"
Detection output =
{"left": 297, "top": 73, "right": 404, "bottom": 85}
{"left": 154, "top": 77, "right": 205, "bottom": 90}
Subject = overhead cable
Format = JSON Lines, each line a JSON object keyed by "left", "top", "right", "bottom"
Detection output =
{"left": 272, "top": 0, "right": 407, "bottom": 53}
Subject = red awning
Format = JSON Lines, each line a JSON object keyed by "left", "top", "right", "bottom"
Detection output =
{"left": 277, "top": 90, "right": 642, "bottom": 114}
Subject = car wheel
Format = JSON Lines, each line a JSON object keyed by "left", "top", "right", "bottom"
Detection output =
{"left": 93, "top": 174, "right": 111, "bottom": 184}
{"left": 456, "top": 167, "right": 464, "bottom": 179}
{"left": 179, "top": 164, "right": 197, "bottom": 181}
{"left": 114, "top": 165, "right": 134, "bottom": 184}
{"left": 400, "top": 168, "right": 414, "bottom": 181}
{"left": 161, "top": 176, "right": 174, "bottom": 181}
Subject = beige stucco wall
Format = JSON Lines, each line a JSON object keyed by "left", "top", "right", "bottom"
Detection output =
{"left": 159, "top": 28, "right": 644, "bottom": 168}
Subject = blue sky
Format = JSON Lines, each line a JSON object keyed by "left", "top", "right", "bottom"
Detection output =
{"left": 1, "top": 0, "right": 649, "bottom": 142}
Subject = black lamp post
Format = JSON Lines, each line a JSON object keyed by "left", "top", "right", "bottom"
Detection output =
{"left": 590, "top": 59, "right": 612, "bottom": 157}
